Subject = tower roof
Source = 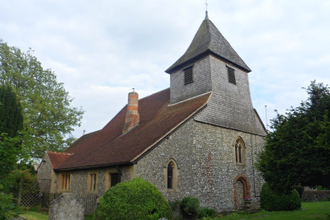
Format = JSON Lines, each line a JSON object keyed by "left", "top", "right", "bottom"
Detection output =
{"left": 166, "top": 14, "right": 251, "bottom": 73}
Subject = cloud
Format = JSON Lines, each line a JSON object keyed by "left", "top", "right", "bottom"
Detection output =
{"left": 1, "top": 0, "right": 329, "bottom": 138}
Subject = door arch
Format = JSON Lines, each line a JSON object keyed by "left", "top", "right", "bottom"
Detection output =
{"left": 233, "top": 174, "right": 251, "bottom": 210}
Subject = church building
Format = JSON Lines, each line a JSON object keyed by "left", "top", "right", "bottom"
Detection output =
{"left": 38, "top": 11, "right": 267, "bottom": 214}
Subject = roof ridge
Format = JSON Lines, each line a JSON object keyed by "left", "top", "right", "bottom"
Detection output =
{"left": 137, "top": 88, "right": 170, "bottom": 102}
{"left": 206, "top": 19, "right": 212, "bottom": 50}
{"left": 47, "top": 151, "right": 74, "bottom": 156}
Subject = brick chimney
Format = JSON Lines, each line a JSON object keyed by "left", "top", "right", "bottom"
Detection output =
{"left": 122, "top": 89, "right": 140, "bottom": 134}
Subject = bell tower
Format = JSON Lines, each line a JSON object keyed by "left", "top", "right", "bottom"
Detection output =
{"left": 165, "top": 12, "right": 266, "bottom": 135}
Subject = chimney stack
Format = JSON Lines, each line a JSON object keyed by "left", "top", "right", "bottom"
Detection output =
{"left": 122, "top": 89, "right": 140, "bottom": 134}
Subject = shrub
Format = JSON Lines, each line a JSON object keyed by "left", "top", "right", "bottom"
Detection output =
{"left": 93, "top": 178, "right": 172, "bottom": 220}
{"left": 317, "top": 185, "right": 329, "bottom": 191}
{"left": 168, "top": 200, "right": 180, "bottom": 211}
{"left": 0, "top": 192, "right": 17, "bottom": 220}
{"left": 198, "top": 207, "right": 217, "bottom": 218}
{"left": 179, "top": 197, "right": 200, "bottom": 219}
{"left": 294, "top": 185, "right": 304, "bottom": 198}
{"left": 260, "top": 183, "right": 301, "bottom": 211}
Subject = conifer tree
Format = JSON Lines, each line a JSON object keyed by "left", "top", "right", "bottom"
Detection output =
{"left": 0, "top": 85, "right": 23, "bottom": 137}
{"left": 256, "top": 81, "right": 330, "bottom": 194}
{"left": 0, "top": 85, "right": 24, "bottom": 186}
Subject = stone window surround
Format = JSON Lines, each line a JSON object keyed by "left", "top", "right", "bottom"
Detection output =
{"left": 59, "top": 172, "right": 71, "bottom": 192}
{"left": 87, "top": 170, "right": 99, "bottom": 192}
{"left": 233, "top": 137, "right": 246, "bottom": 166}
{"left": 163, "top": 159, "right": 180, "bottom": 192}
{"left": 105, "top": 168, "right": 121, "bottom": 190}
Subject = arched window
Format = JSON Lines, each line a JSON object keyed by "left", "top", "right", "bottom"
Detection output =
{"left": 167, "top": 162, "right": 174, "bottom": 189}
{"left": 234, "top": 138, "right": 245, "bottom": 165}
{"left": 164, "top": 159, "right": 179, "bottom": 192}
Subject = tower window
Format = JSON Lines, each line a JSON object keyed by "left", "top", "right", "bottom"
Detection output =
{"left": 184, "top": 66, "right": 193, "bottom": 85}
{"left": 227, "top": 66, "right": 236, "bottom": 85}
{"left": 234, "top": 138, "right": 245, "bottom": 165}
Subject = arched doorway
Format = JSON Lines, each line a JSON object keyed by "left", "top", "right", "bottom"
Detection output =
{"left": 233, "top": 175, "right": 251, "bottom": 210}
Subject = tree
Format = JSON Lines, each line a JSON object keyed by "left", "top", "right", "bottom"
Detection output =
{"left": 256, "top": 81, "right": 330, "bottom": 194}
{"left": 0, "top": 39, "right": 84, "bottom": 158}
{"left": 0, "top": 85, "right": 24, "bottom": 185}
{"left": 0, "top": 85, "right": 23, "bottom": 137}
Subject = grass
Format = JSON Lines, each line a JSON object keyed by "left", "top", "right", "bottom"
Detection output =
{"left": 213, "top": 201, "right": 330, "bottom": 220}
{"left": 18, "top": 201, "right": 330, "bottom": 220}
{"left": 20, "top": 210, "right": 94, "bottom": 220}
{"left": 19, "top": 211, "right": 48, "bottom": 220}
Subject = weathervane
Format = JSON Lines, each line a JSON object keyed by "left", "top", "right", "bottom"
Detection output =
{"left": 205, "top": 0, "right": 209, "bottom": 19}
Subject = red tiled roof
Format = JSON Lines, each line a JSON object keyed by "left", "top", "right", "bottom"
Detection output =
{"left": 65, "top": 130, "right": 100, "bottom": 152}
{"left": 56, "top": 88, "right": 211, "bottom": 171}
{"left": 47, "top": 151, "right": 74, "bottom": 169}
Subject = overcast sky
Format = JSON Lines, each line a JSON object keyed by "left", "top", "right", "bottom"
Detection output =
{"left": 1, "top": 0, "right": 329, "bottom": 138}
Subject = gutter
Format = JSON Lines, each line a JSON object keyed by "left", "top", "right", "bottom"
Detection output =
{"left": 54, "top": 161, "right": 133, "bottom": 172}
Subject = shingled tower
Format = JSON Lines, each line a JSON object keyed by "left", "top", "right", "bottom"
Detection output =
{"left": 166, "top": 12, "right": 265, "bottom": 136}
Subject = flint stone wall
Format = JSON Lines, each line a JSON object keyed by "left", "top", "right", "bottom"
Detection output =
{"left": 37, "top": 154, "right": 53, "bottom": 193}
{"left": 302, "top": 191, "right": 330, "bottom": 202}
{"left": 52, "top": 167, "right": 131, "bottom": 214}
{"left": 49, "top": 193, "right": 84, "bottom": 220}
{"left": 136, "top": 118, "right": 265, "bottom": 212}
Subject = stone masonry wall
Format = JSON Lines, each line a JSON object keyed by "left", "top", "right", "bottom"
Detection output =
{"left": 302, "top": 191, "right": 330, "bottom": 202}
{"left": 49, "top": 193, "right": 84, "bottom": 220}
{"left": 37, "top": 154, "right": 53, "bottom": 193}
{"left": 52, "top": 166, "right": 131, "bottom": 214}
{"left": 136, "top": 118, "right": 265, "bottom": 212}
{"left": 37, "top": 154, "right": 52, "bottom": 180}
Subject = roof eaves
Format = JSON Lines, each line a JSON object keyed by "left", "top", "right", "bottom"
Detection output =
{"left": 166, "top": 51, "right": 251, "bottom": 74}
{"left": 54, "top": 161, "right": 133, "bottom": 172}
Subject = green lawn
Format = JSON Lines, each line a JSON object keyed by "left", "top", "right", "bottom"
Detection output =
{"left": 19, "top": 201, "right": 330, "bottom": 220}
{"left": 19, "top": 211, "right": 48, "bottom": 220}
{"left": 215, "top": 201, "right": 330, "bottom": 220}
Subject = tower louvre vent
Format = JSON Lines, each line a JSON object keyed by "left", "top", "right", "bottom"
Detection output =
{"left": 184, "top": 66, "right": 193, "bottom": 85}
{"left": 227, "top": 66, "right": 236, "bottom": 85}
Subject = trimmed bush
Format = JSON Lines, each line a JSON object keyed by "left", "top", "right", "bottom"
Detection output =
{"left": 180, "top": 197, "right": 200, "bottom": 219}
{"left": 261, "top": 183, "right": 301, "bottom": 211}
{"left": 198, "top": 207, "right": 217, "bottom": 218}
{"left": 93, "top": 178, "right": 172, "bottom": 220}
